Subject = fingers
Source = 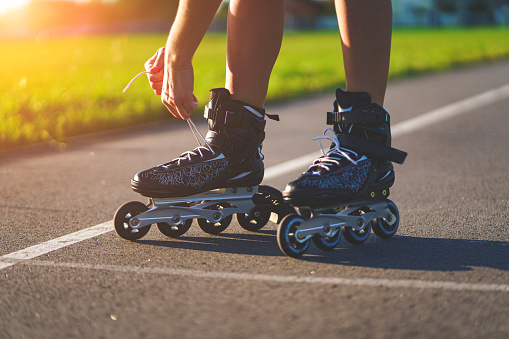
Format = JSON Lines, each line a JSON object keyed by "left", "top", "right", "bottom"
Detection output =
{"left": 145, "top": 47, "right": 165, "bottom": 95}
{"left": 160, "top": 63, "right": 197, "bottom": 120}
{"left": 148, "top": 73, "right": 163, "bottom": 95}
{"left": 144, "top": 47, "right": 165, "bottom": 73}
{"left": 161, "top": 91, "right": 198, "bottom": 120}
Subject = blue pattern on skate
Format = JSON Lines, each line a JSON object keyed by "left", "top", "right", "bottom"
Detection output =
{"left": 145, "top": 158, "right": 229, "bottom": 189}
{"left": 300, "top": 159, "right": 371, "bottom": 193}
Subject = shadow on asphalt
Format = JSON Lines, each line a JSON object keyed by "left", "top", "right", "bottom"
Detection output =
{"left": 136, "top": 230, "right": 509, "bottom": 272}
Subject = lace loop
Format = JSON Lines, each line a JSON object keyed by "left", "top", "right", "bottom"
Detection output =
{"left": 312, "top": 128, "right": 358, "bottom": 166}
{"left": 306, "top": 128, "right": 359, "bottom": 174}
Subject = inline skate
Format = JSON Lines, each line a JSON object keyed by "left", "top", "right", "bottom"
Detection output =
{"left": 277, "top": 89, "right": 407, "bottom": 258}
{"left": 114, "top": 88, "right": 293, "bottom": 241}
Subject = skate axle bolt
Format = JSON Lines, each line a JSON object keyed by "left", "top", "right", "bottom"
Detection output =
{"left": 297, "top": 232, "right": 305, "bottom": 240}
{"left": 370, "top": 192, "right": 375, "bottom": 198}
{"left": 173, "top": 215, "right": 181, "bottom": 224}
{"left": 213, "top": 212, "right": 222, "bottom": 221}
{"left": 324, "top": 224, "right": 331, "bottom": 234}
{"left": 131, "top": 219, "right": 139, "bottom": 226}
{"left": 357, "top": 219, "right": 364, "bottom": 227}
{"left": 254, "top": 211, "right": 261, "bottom": 218}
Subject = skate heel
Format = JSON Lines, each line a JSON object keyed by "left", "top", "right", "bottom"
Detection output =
{"left": 114, "top": 185, "right": 293, "bottom": 240}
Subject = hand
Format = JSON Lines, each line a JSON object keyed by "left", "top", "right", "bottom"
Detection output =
{"left": 144, "top": 47, "right": 198, "bottom": 120}
{"left": 161, "top": 52, "right": 198, "bottom": 120}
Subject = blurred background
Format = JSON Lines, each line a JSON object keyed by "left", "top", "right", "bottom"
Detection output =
{"left": 1, "top": 0, "right": 509, "bottom": 150}
{"left": 1, "top": 0, "right": 509, "bottom": 38}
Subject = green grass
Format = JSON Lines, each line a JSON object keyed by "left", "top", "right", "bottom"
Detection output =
{"left": 1, "top": 26, "right": 509, "bottom": 149}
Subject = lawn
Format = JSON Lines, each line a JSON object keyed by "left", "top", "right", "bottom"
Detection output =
{"left": 1, "top": 27, "right": 509, "bottom": 149}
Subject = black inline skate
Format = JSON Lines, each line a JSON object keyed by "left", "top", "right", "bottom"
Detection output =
{"left": 277, "top": 89, "right": 407, "bottom": 258}
{"left": 115, "top": 88, "right": 293, "bottom": 240}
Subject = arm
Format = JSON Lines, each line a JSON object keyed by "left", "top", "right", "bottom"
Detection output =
{"left": 161, "top": 0, "right": 223, "bottom": 119}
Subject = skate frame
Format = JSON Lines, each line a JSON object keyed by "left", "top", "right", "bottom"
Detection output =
{"left": 293, "top": 200, "right": 397, "bottom": 243}
{"left": 128, "top": 187, "right": 258, "bottom": 229}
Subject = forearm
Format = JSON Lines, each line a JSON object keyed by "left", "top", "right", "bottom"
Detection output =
{"left": 166, "top": 0, "right": 223, "bottom": 65}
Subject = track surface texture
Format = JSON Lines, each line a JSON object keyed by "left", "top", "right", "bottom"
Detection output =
{"left": 1, "top": 61, "right": 509, "bottom": 339}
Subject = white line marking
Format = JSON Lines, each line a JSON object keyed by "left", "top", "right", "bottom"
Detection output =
{"left": 264, "top": 83, "right": 509, "bottom": 180}
{"left": 2, "top": 83, "right": 509, "bottom": 277}
{"left": 0, "top": 221, "right": 112, "bottom": 270}
{"left": 264, "top": 151, "right": 321, "bottom": 181}
{"left": 391, "top": 83, "right": 509, "bottom": 138}
{"left": 4, "top": 260, "right": 507, "bottom": 293}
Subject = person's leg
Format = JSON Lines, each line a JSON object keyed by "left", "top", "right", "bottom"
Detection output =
{"left": 133, "top": 0, "right": 284, "bottom": 197}
{"left": 225, "top": 0, "right": 285, "bottom": 108}
{"left": 335, "top": 0, "right": 392, "bottom": 106}
{"left": 283, "top": 0, "right": 407, "bottom": 209}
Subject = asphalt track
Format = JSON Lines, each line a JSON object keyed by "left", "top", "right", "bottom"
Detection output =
{"left": 1, "top": 61, "right": 508, "bottom": 338}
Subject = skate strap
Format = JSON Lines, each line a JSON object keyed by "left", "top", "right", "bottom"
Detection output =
{"left": 337, "top": 134, "right": 407, "bottom": 164}
{"left": 205, "top": 129, "right": 263, "bottom": 160}
{"left": 204, "top": 106, "right": 240, "bottom": 127}
{"left": 326, "top": 109, "right": 387, "bottom": 125}
{"left": 204, "top": 105, "right": 278, "bottom": 127}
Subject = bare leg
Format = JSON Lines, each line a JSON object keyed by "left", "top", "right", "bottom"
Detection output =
{"left": 226, "top": 0, "right": 285, "bottom": 108}
{"left": 335, "top": 0, "right": 392, "bottom": 106}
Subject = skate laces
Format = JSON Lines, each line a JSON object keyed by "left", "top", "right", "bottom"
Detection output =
{"left": 123, "top": 71, "right": 216, "bottom": 167}
{"left": 166, "top": 119, "right": 216, "bottom": 167}
{"left": 123, "top": 71, "right": 149, "bottom": 93}
{"left": 310, "top": 128, "right": 358, "bottom": 173}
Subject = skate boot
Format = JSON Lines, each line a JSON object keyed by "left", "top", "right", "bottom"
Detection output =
{"left": 114, "top": 88, "right": 293, "bottom": 241}
{"left": 277, "top": 89, "right": 407, "bottom": 258}
{"left": 131, "top": 88, "right": 272, "bottom": 198}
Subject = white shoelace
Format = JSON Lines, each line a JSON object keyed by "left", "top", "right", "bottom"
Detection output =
{"left": 123, "top": 71, "right": 216, "bottom": 167}
{"left": 169, "top": 119, "right": 215, "bottom": 166}
{"left": 310, "top": 128, "right": 358, "bottom": 173}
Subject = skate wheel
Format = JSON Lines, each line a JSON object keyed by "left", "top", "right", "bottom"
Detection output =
{"left": 312, "top": 228, "right": 342, "bottom": 251}
{"left": 343, "top": 222, "right": 372, "bottom": 245}
{"left": 277, "top": 214, "right": 310, "bottom": 258}
{"left": 197, "top": 215, "right": 232, "bottom": 235}
{"left": 114, "top": 201, "right": 151, "bottom": 241}
{"left": 157, "top": 219, "right": 192, "bottom": 238}
{"left": 372, "top": 199, "right": 399, "bottom": 239}
{"left": 236, "top": 209, "right": 270, "bottom": 232}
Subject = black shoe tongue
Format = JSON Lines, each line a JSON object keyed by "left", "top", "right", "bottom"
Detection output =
{"left": 208, "top": 88, "right": 231, "bottom": 108}
{"left": 335, "top": 88, "right": 371, "bottom": 110}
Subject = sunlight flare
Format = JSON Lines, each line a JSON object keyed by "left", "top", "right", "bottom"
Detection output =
{"left": 0, "top": 0, "right": 31, "bottom": 14}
